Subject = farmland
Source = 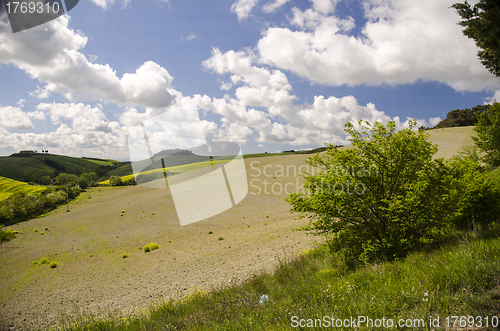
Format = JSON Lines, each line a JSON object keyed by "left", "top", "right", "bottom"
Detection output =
{"left": 0, "top": 176, "right": 46, "bottom": 201}
{"left": 0, "top": 125, "right": 493, "bottom": 331}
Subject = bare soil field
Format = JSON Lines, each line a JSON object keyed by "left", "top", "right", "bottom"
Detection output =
{"left": 0, "top": 154, "right": 319, "bottom": 331}
{"left": 0, "top": 128, "right": 475, "bottom": 330}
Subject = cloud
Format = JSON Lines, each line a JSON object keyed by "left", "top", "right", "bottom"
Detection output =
{"left": 0, "top": 105, "right": 33, "bottom": 130}
{"left": 262, "top": 0, "right": 290, "bottom": 13}
{"left": 429, "top": 117, "right": 442, "bottom": 127}
{"left": 231, "top": 0, "right": 259, "bottom": 20}
{"left": 186, "top": 33, "right": 196, "bottom": 41}
{"left": 37, "top": 102, "right": 118, "bottom": 133}
{"left": 257, "top": 0, "right": 500, "bottom": 92}
{"left": 90, "top": 0, "right": 115, "bottom": 10}
{"left": 0, "top": 16, "right": 175, "bottom": 108}
{"left": 201, "top": 46, "right": 443, "bottom": 147}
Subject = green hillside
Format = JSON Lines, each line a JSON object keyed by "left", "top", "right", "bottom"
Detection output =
{"left": 0, "top": 176, "right": 46, "bottom": 201}
{"left": 0, "top": 153, "right": 124, "bottom": 182}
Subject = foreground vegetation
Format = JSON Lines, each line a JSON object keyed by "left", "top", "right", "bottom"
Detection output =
{"left": 0, "top": 186, "right": 81, "bottom": 226}
{"left": 55, "top": 228, "right": 500, "bottom": 331}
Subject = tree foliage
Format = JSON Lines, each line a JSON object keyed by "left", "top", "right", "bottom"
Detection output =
{"left": 434, "top": 104, "right": 489, "bottom": 128}
{"left": 473, "top": 102, "right": 500, "bottom": 166}
{"left": 287, "top": 120, "right": 499, "bottom": 265}
{"left": 452, "top": 0, "right": 500, "bottom": 76}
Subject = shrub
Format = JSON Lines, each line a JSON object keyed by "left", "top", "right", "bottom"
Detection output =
{"left": 208, "top": 231, "right": 213, "bottom": 234}
{"left": 287, "top": 120, "right": 455, "bottom": 263}
{"left": 143, "top": 243, "right": 159, "bottom": 252}
{"left": 218, "top": 237, "right": 224, "bottom": 241}
{"left": 473, "top": 101, "right": 500, "bottom": 166}
{"left": 446, "top": 153, "right": 500, "bottom": 230}
{"left": 0, "top": 227, "right": 16, "bottom": 243}
{"left": 39, "top": 258, "right": 49, "bottom": 265}
{"left": 122, "top": 254, "right": 129, "bottom": 258}
{"left": 49, "top": 262, "right": 58, "bottom": 268}
{"left": 109, "top": 176, "right": 123, "bottom": 186}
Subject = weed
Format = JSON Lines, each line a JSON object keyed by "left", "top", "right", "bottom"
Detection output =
{"left": 39, "top": 257, "right": 49, "bottom": 264}
{"left": 218, "top": 237, "right": 224, "bottom": 241}
{"left": 49, "top": 262, "right": 58, "bottom": 268}
{"left": 208, "top": 231, "right": 213, "bottom": 234}
{"left": 168, "top": 240, "right": 171, "bottom": 243}
{"left": 138, "top": 247, "right": 142, "bottom": 251}
{"left": 34, "top": 229, "right": 39, "bottom": 232}
{"left": 32, "top": 261, "right": 37, "bottom": 265}
{"left": 121, "top": 210, "right": 125, "bottom": 213}
{"left": 122, "top": 254, "right": 129, "bottom": 258}
{"left": 40, "top": 232, "right": 44, "bottom": 235}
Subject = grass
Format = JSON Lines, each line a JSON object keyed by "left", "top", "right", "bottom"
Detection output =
{"left": 56, "top": 227, "right": 500, "bottom": 330}
{"left": 0, "top": 176, "right": 46, "bottom": 201}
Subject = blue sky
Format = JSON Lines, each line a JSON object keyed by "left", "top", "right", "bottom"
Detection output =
{"left": 0, "top": 0, "right": 499, "bottom": 160}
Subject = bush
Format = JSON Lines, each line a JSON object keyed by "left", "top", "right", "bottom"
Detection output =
{"left": 49, "top": 262, "right": 58, "bottom": 268}
{"left": 446, "top": 153, "right": 500, "bottom": 230}
{"left": 0, "top": 227, "right": 16, "bottom": 243}
{"left": 39, "top": 258, "right": 49, "bottom": 265}
{"left": 287, "top": 120, "right": 463, "bottom": 264}
{"left": 143, "top": 242, "right": 159, "bottom": 253}
{"left": 122, "top": 254, "right": 129, "bottom": 258}
{"left": 473, "top": 102, "right": 500, "bottom": 166}
{"left": 109, "top": 176, "right": 123, "bottom": 186}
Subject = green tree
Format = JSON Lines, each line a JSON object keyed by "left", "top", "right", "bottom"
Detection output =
{"left": 77, "top": 177, "right": 89, "bottom": 189}
{"left": 287, "top": 120, "right": 453, "bottom": 263}
{"left": 109, "top": 175, "right": 123, "bottom": 186}
{"left": 473, "top": 102, "right": 500, "bottom": 166}
{"left": 80, "top": 172, "right": 98, "bottom": 187}
{"left": 55, "top": 173, "right": 78, "bottom": 186}
{"left": 452, "top": 0, "right": 500, "bottom": 76}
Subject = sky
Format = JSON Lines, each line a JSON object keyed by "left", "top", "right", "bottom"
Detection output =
{"left": 0, "top": 0, "right": 499, "bottom": 160}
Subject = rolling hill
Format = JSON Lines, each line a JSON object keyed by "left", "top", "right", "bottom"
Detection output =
{"left": 0, "top": 176, "right": 46, "bottom": 201}
{"left": 0, "top": 153, "right": 124, "bottom": 182}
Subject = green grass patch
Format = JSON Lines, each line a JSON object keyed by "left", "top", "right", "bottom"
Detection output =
{"left": 56, "top": 228, "right": 500, "bottom": 331}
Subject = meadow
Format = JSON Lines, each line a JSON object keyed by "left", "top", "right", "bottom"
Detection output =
{"left": 0, "top": 125, "right": 494, "bottom": 331}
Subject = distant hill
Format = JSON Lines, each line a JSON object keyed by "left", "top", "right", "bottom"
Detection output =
{"left": 0, "top": 176, "right": 46, "bottom": 201}
{"left": 434, "top": 104, "right": 489, "bottom": 128}
{"left": 0, "top": 153, "right": 126, "bottom": 183}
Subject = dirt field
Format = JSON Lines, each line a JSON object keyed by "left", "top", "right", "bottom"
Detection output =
{"left": 0, "top": 154, "right": 320, "bottom": 330}
{"left": 0, "top": 128, "right": 475, "bottom": 330}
